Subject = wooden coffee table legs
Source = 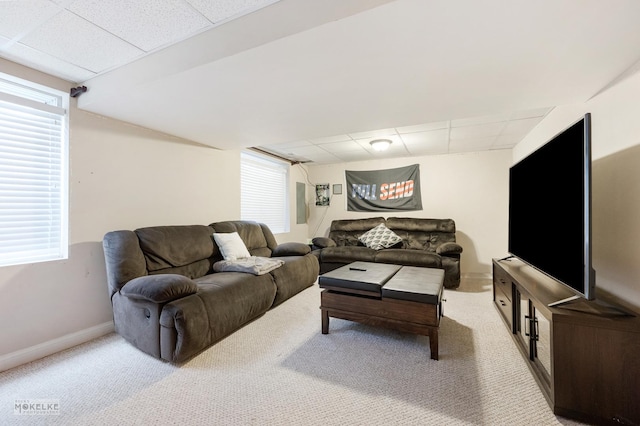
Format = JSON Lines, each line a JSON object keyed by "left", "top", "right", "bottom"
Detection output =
{"left": 321, "top": 308, "right": 329, "bottom": 334}
{"left": 428, "top": 328, "right": 438, "bottom": 361}
{"left": 320, "top": 294, "right": 441, "bottom": 360}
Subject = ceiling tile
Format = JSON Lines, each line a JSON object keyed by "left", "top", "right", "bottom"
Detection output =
{"left": 396, "top": 121, "right": 449, "bottom": 133}
{"left": 405, "top": 143, "right": 449, "bottom": 156}
{"left": 258, "top": 147, "right": 312, "bottom": 163}
{"left": 68, "top": 0, "right": 212, "bottom": 52}
{"left": 510, "top": 107, "right": 552, "bottom": 120}
{"left": 333, "top": 151, "right": 373, "bottom": 162}
{"left": 400, "top": 129, "right": 449, "bottom": 145}
{"left": 20, "top": 10, "right": 144, "bottom": 73}
{"left": 306, "top": 154, "right": 342, "bottom": 164}
{"left": 347, "top": 128, "right": 396, "bottom": 140}
{"left": 451, "top": 112, "right": 512, "bottom": 128}
{"left": 361, "top": 143, "right": 409, "bottom": 156}
{"left": 307, "top": 134, "right": 352, "bottom": 144}
{"left": 2, "top": 42, "right": 96, "bottom": 82}
{"left": 284, "top": 145, "right": 330, "bottom": 157}
{"left": 449, "top": 136, "right": 496, "bottom": 152}
{"left": 262, "top": 139, "right": 312, "bottom": 150}
{"left": 317, "top": 140, "right": 366, "bottom": 153}
{"left": 493, "top": 133, "right": 524, "bottom": 147}
{"left": 0, "top": 0, "right": 60, "bottom": 39}
{"left": 450, "top": 122, "right": 506, "bottom": 140}
{"left": 187, "top": 0, "right": 279, "bottom": 24}
{"left": 501, "top": 117, "right": 542, "bottom": 135}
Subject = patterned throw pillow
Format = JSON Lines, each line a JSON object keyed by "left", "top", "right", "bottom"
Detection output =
{"left": 358, "top": 223, "right": 403, "bottom": 250}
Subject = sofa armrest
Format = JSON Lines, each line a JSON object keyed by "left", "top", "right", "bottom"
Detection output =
{"left": 311, "top": 237, "right": 336, "bottom": 249}
{"left": 272, "top": 242, "right": 311, "bottom": 257}
{"left": 120, "top": 274, "right": 198, "bottom": 303}
{"left": 436, "top": 242, "right": 463, "bottom": 255}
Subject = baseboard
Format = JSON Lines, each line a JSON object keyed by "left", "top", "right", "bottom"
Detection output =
{"left": 0, "top": 321, "right": 114, "bottom": 372}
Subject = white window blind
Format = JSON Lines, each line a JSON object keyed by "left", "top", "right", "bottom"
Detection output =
{"left": 0, "top": 73, "right": 69, "bottom": 267}
{"left": 241, "top": 151, "right": 289, "bottom": 234}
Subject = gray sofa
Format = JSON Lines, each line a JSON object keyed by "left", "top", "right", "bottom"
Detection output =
{"left": 312, "top": 217, "right": 462, "bottom": 289}
{"left": 103, "top": 220, "right": 319, "bottom": 363}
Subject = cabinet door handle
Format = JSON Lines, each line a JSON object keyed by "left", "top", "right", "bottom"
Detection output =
{"left": 524, "top": 315, "right": 531, "bottom": 336}
{"left": 499, "top": 299, "right": 506, "bottom": 307}
{"left": 533, "top": 318, "right": 539, "bottom": 341}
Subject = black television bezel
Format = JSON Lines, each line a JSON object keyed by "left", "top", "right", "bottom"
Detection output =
{"left": 508, "top": 113, "right": 595, "bottom": 303}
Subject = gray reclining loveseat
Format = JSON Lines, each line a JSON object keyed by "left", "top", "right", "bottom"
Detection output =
{"left": 312, "top": 217, "right": 462, "bottom": 289}
{"left": 103, "top": 220, "right": 319, "bottom": 363}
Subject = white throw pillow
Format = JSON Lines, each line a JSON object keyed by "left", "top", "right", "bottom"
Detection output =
{"left": 358, "top": 223, "right": 403, "bottom": 250}
{"left": 213, "top": 232, "right": 251, "bottom": 261}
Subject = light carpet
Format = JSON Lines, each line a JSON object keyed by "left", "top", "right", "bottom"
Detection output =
{"left": 0, "top": 278, "right": 585, "bottom": 425}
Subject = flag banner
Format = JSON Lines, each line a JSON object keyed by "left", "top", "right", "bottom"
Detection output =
{"left": 346, "top": 164, "right": 422, "bottom": 212}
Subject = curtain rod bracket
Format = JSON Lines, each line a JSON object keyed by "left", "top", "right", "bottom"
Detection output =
{"left": 70, "top": 86, "right": 87, "bottom": 98}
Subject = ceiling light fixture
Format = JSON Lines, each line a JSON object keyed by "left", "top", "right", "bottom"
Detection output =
{"left": 370, "top": 139, "right": 392, "bottom": 151}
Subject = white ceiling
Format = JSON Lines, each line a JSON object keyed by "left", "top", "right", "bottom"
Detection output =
{"left": 2, "top": 0, "right": 640, "bottom": 164}
{"left": 258, "top": 107, "right": 552, "bottom": 164}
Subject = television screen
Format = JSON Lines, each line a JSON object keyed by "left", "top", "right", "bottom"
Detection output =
{"left": 508, "top": 113, "right": 594, "bottom": 300}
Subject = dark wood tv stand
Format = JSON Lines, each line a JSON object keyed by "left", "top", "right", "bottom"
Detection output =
{"left": 493, "top": 258, "right": 640, "bottom": 426}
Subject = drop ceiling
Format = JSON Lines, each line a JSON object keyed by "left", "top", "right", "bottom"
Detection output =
{"left": 2, "top": 0, "right": 640, "bottom": 164}
{"left": 258, "top": 107, "right": 552, "bottom": 164}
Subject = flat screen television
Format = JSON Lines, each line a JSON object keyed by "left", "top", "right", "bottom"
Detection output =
{"left": 508, "top": 113, "right": 595, "bottom": 306}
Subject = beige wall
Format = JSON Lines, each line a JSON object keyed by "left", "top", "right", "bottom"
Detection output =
{"left": 305, "top": 150, "right": 513, "bottom": 276}
{"left": 515, "top": 71, "right": 640, "bottom": 310}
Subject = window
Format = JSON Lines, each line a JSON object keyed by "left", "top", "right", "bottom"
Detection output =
{"left": 0, "top": 73, "right": 69, "bottom": 267}
{"left": 241, "top": 151, "right": 289, "bottom": 234}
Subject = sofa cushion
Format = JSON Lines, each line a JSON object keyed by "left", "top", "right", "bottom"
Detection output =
{"left": 272, "top": 242, "right": 311, "bottom": 256}
{"left": 160, "top": 272, "right": 277, "bottom": 362}
{"left": 390, "top": 230, "right": 457, "bottom": 251}
{"left": 269, "top": 254, "right": 319, "bottom": 306}
{"left": 320, "top": 246, "right": 377, "bottom": 263}
{"left": 358, "top": 223, "right": 403, "bottom": 250}
{"left": 103, "top": 230, "right": 148, "bottom": 297}
{"left": 147, "top": 259, "right": 213, "bottom": 280}
{"left": 436, "top": 241, "right": 463, "bottom": 255}
{"left": 374, "top": 249, "right": 442, "bottom": 268}
{"left": 311, "top": 237, "right": 336, "bottom": 249}
{"left": 213, "top": 232, "right": 251, "bottom": 261}
{"left": 329, "top": 217, "right": 385, "bottom": 247}
{"left": 135, "top": 225, "right": 216, "bottom": 272}
{"left": 386, "top": 217, "right": 456, "bottom": 233}
{"left": 385, "top": 218, "right": 457, "bottom": 251}
{"left": 121, "top": 274, "right": 198, "bottom": 303}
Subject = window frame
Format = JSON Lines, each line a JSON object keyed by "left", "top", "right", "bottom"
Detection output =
{"left": 240, "top": 151, "right": 290, "bottom": 234}
{"left": 0, "top": 72, "right": 69, "bottom": 267}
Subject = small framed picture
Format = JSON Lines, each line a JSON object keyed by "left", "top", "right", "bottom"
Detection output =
{"left": 333, "top": 184, "right": 342, "bottom": 195}
{"left": 315, "top": 184, "right": 330, "bottom": 206}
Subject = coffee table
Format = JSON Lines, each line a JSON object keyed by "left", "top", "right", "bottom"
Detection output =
{"left": 318, "top": 261, "right": 445, "bottom": 360}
